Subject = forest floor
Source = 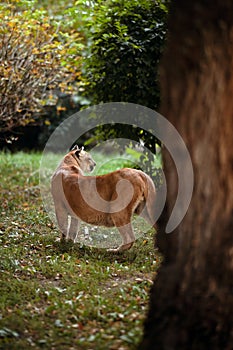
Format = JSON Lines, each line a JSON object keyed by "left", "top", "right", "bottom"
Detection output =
{"left": 0, "top": 152, "right": 161, "bottom": 350}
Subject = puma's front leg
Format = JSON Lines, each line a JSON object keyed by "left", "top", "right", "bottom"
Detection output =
{"left": 68, "top": 216, "right": 80, "bottom": 243}
{"left": 54, "top": 204, "right": 69, "bottom": 241}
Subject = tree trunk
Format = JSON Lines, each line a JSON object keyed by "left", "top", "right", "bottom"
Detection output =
{"left": 140, "top": 0, "right": 233, "bottom": 349}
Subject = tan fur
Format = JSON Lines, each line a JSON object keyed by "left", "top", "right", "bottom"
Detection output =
{"left": 51, "top": 146, "right": 157, "bottom": 251}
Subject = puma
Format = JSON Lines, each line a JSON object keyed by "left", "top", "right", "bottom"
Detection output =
{"left": 51, "top": 145, "right": 157, "bottom": 252}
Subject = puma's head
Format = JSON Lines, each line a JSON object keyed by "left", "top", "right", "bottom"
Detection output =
{"left": 71, "top": 145, "right": 96, "bottom": 173}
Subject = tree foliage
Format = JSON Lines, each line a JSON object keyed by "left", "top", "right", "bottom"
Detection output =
{"left": 82, "top": 0, "right": 168, "bottom": 109}
{"left": 0, "top": 0, "right": 169, "bottom": 163}
{"left": 0, "top": 0, "right": 84, "bottom": 132}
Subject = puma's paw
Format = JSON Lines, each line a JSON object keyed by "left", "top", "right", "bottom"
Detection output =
{"left": 107, "top": 242, "right": 134, "bottom": 252}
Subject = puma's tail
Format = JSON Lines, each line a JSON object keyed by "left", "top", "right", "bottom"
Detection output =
{"left": 144, "top": 173, "right": 157, "bottom": 229}
{"left": 137, "top": 170, "right": 157, "bottom": 230}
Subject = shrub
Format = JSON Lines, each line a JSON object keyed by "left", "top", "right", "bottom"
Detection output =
{"left": 0, "top": 0, "right": 84, "bottom": 133}
{"left": 82, "top": 0, "right": 168, "bottom": 109}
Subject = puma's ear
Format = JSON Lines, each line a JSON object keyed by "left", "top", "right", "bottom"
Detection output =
{"left": 75, "top": 149, "right": 81, "bottom": 158}
{"left": 75, "top": 146, "right": 85, "bottom": 158}
{"left": 70, "top": 144, "right": 84, "bottom": 158}
{"left": 70, "top": 144, "right": 80, "bottom": 151}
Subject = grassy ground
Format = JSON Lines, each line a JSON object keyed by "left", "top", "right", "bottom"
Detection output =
{"left": 0, "top": 152, "right": 161, "bottom": 350}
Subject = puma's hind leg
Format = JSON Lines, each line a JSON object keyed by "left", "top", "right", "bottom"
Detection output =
{"left": 108, "top": 221, "right": 135, "bottom": 252}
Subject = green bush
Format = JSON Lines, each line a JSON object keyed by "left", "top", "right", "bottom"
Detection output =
{"left": 82, "top": 0, "right": 168, "bottom": 109}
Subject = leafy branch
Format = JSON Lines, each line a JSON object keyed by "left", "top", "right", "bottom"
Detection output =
{"left": 0, "top": 1, "right": 84, "bottom": 132}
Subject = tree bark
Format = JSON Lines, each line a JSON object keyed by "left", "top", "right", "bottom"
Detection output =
{"left": 140, "top": 0, "right": 233, "bottom": 349}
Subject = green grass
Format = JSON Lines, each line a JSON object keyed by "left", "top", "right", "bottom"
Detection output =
{"left": 0, "top": 151, "right": 161, "bottom": 350}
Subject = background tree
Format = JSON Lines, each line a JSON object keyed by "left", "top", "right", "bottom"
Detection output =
{"left": 139, "top": 0, "right": 233, "bottom": 349}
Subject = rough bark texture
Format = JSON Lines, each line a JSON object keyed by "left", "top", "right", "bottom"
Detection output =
{"left": 140, "top": 0, "right": 233, "bottom": 349}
